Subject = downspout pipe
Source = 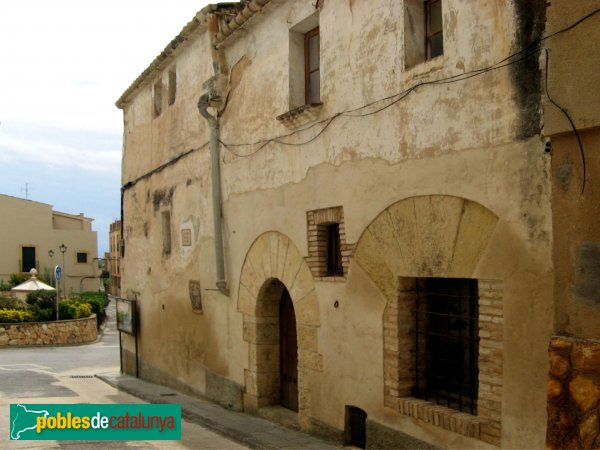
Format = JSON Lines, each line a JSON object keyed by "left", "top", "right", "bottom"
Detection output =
{"left": 198, "top": 93, "right": 229, "bottom": 296}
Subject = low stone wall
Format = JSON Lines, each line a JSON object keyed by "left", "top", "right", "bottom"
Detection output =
{"left": 0, "top": 315, "right": 97, "bottom": 346}
{"left": 547, "top": 336, "right": 600, "bottom": 449}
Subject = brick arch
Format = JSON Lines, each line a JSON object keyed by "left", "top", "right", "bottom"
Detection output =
{"left": 237, "top": 231, "right": 322, "bottom": 424}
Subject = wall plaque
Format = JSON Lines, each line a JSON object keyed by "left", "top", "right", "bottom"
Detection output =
{"left": 189, "top": 280, "right": 202, "bottom": 313}
{"left": 181, "top": 228, "right": 192, "bottom": 247}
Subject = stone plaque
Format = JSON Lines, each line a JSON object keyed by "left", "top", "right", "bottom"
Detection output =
{"left": 189, "top": 280, "right": 202, "bottom": 313}
{"left": 181, "top": 228, "right": 192, "bottom": 247}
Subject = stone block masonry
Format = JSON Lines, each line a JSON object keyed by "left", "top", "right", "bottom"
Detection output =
{"left": 547, "top": 336, "right": 600, "bottom": 449}
{"left": 0, "top": 315, "right": 97, "bottom": 347}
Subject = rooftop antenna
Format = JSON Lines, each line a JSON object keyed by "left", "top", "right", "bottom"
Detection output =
{"left": 22, "top": 182, "right": 32, "bottom": 200}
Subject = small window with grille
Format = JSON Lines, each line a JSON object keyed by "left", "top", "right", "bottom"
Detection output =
{"left": 325, "top": 223, "right": 343, "bottom": 276}
{"left": 76, "top": 252, "right": 88, "bottom": 264}
{"left": 412, "top": 277, "right": 479, "bottom": 414}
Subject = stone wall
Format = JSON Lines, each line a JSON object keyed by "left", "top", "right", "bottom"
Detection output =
{"left": 547, "top": 336, "right": 600, "bottom": 449}
{"left": 0, "top": 315, "right": 97, "bottom": 347}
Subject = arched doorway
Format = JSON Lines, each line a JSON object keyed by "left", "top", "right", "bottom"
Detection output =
{"left": 279, "top": 287, "right": 298, "bottom": 411}
{"left": 238, "top": 231, "right": 323, "bottom": 424}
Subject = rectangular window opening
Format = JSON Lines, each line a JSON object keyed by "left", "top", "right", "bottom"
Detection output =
{"left": 325, "top": 223, "right": 343, "bottom": 277}
{"left": 76, "top": 252, "right": 88, "bottom": 264}
{"left": 404, "top": 0, "right": 444, "bottom": 68}
{"left": 304, "top": 27, "right": 320, "bottom": 105}
{"left": 161, "top": 211, "right": 172, "bottom": 255}
{"left": 153, "top": 79, "right": 163, "bottom": 118}
{"left": 412, "top": 278, "right": 478, "bottom": 414}
{"left": 168, "top": 68, "right": 177, "bottom": 106}
{"left": 426, "top": 0, "right": 444, "bottom": 59}
{"left": 22, "top": 246, "right": 36, "bottom": 273}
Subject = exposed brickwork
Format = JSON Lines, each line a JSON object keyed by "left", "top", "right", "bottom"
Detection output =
{"left": 306, "top": 207, "right": 355, "bottom": 281}
{"left": 383, "top": 278, "right": 504, "bottom": 444}
{"left": 547, "top": 336, "right": 600, "bottom": 450}
{"left": 477, "top": 279, "right": 504, "bottom": 446}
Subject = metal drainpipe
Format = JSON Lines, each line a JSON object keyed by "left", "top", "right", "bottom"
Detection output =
{"left": 198, "top": 94, "right": 228, "bottom": 296}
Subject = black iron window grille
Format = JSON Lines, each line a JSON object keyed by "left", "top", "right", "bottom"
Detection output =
{"left": 412, "top": 278, "right": 479, "bottom": 414}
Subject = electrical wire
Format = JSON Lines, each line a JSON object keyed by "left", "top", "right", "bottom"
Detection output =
{"left": 544, "top": 49, "right": 586, "bottom": 195}
{"left": 122, "top": 6, "right": 600, "bottom": 187}
{"left": 219, "top": 7, "right": 600, "bottom": 157}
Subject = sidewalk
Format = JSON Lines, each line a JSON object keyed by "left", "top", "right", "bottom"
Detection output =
{"left": 97, "top": 372, "right": 343, "bottom": 450}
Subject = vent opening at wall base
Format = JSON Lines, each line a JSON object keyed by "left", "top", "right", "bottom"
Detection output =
{"left": 344, "top": 405, "right": 367, "bottom": 449}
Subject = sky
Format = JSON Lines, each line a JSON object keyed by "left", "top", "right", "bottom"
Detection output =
{"left": 0, "top": 1, "right": 212, "bottom": 255}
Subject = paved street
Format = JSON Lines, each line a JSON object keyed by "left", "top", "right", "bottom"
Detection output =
{"left": 0, "top": 299, "right": 247, "bottom": 449}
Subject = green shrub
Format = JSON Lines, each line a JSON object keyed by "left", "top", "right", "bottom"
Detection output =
{"left": 0, "top": 279, "right": 11, "bottom": 291}
{"left": 71, "top": 294, "right": 106, "bottom": 326}
{"left": 9, "top": 273, "right": 28, "bottom": 288}
{"left": 26, "top": 290, "right": 57, "bottom": 308}
{"left": 28, "top": 304, "right": 54, "bottom": 322}
{"left": 0, "top": 297, "right": 26, "bottom": 310}
{"left": 81, "top": 291, "right": 109, "bottom": 307}
{"left": 26, "top": 290, "right": 58, "bottom": 321}
{"left": 0, "top": 309, "right": 35, "bottom": 323}
{"left": 58, "top": 298, "right": 93, "bottom": 320}
{"left": 75, "top": 303, "right": 92, "bottom": 319}
{"left": 58, "top": 301, "right": 77, "bottom": 320}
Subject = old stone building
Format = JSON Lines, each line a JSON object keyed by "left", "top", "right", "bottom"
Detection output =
{"left": 108, "top": 220, "right": 122, "bottom": 296}
{"left": 116, "top": 1, "right": 599, "bottom": 448}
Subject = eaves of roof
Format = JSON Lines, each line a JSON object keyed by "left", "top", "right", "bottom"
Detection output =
{"left": 115, "top": 0, "right": 272, "bottom": 109}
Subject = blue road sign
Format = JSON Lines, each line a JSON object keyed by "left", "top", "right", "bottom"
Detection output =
{"left": 54, "top": 265, "right": 62, "bottom": 282}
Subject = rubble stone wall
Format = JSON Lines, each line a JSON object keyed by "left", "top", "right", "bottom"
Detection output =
{"left": 547, "top": 336, "right": 600, "bottom": 449}
{"left": 0, "top": 315, "right": 97, "bottom": 347}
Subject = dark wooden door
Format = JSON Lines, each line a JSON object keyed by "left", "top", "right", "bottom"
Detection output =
{"left": 279, "top": 289, "right": 298, "bottom": 412}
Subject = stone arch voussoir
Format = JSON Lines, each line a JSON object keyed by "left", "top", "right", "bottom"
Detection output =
{"left": 353, "top": 194, "right": 499, "bottom": 302}
{"left": 238, "top": 231, "right": 322, "bottom": 423}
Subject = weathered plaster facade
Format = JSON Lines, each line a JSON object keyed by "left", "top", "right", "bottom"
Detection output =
{"left": 544, "top": 1, "right": 600, "bottom": 448}
{"left": 108, "top": 220, "right": 121, "bottom": 296}
{"left": 114, "top": 1, "right": 579, "bottom": 448}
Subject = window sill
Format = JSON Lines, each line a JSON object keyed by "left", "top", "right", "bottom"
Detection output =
{"left": 276, "top": 103, "right": 323, "bottom": 128}
{"left": 313, "top": 275, "right": 346, "bottom": 283}
{"left": 389, "top": 397, "right": 487, "bottom": 441}
{"left": 404, "top": 54, "right": 448, "bottom": 82}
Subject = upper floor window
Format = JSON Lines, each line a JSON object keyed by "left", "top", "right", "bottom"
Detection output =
{"left": 76, "top": 252, "right": 88, "bottom": 264}
{"left": 404, "top": 0, "right": 444, "bottom": 68}
{"left": 152, "top": 79, "right": 163, "bottom": 118}
{"left": 161, "top": 211, "right": 172, "bottom": 256}
{"left": 426, "top": 0, "right": 443, "bottom": 59}
{"left": 168, "top": 67, "right": 177, "bottom": 106}
{"left": 288, "top": 13, "right": 320, "bottom": 110}
{"left": 304, "top": 27, "right": 320, "bottom": 105}
{"left": 21, "top": 246, "right": 36, "bottom": 273}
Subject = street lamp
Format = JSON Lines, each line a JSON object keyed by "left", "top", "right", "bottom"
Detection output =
{"left": 59, "top": 244, "right": 67, "bottom": 297}
{"left": 48, "top": 250, "right": 54, "bottom": 285}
